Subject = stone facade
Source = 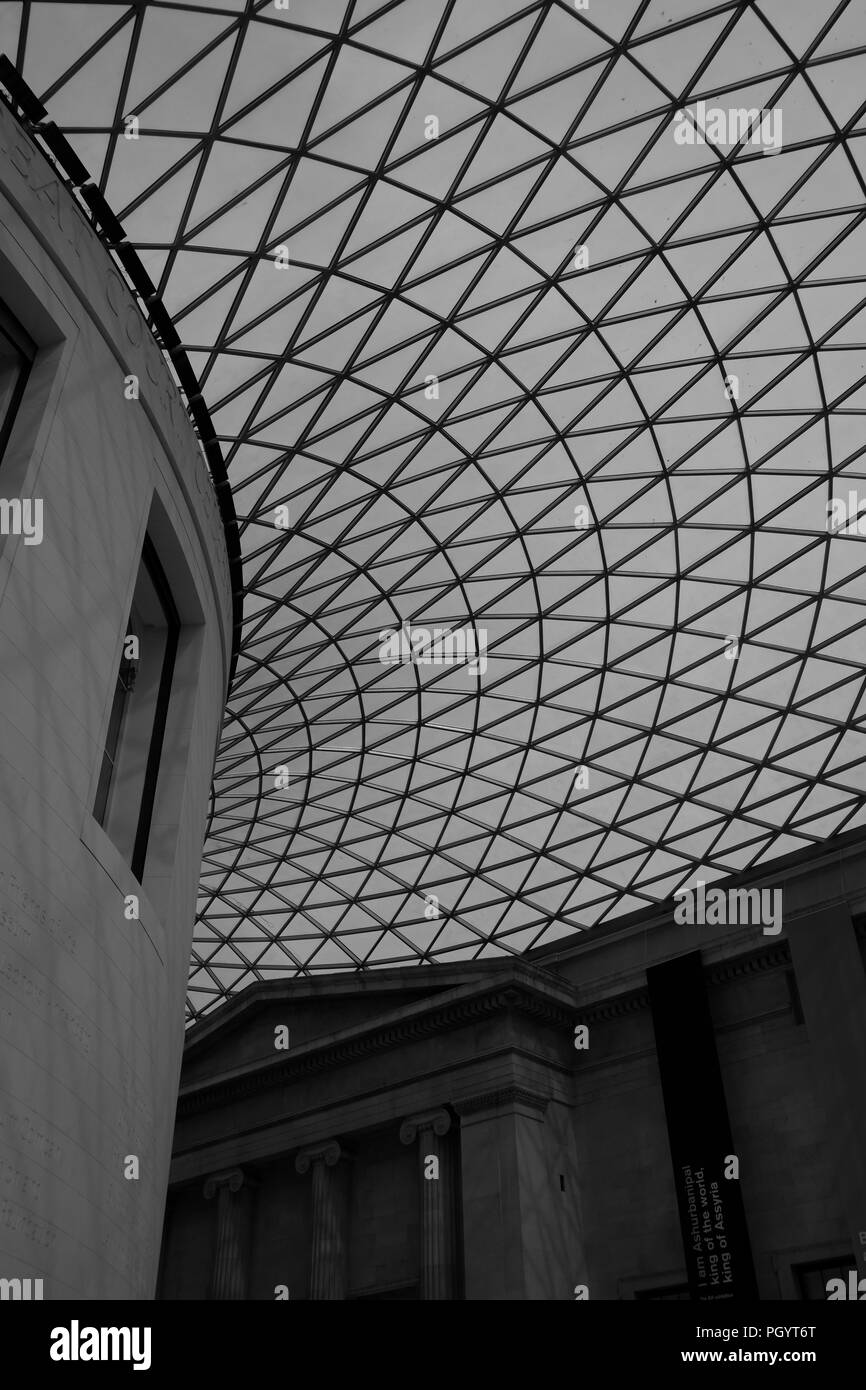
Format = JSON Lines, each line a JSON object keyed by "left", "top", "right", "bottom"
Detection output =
{"left": 0, "top": 105, "right": 232, "bottom": 1297}
{"left": 159, "top": 831, "right": 866, "bottom": 1299}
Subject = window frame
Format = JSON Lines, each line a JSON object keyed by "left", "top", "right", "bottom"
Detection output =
{"left": 0, "top": 300, "right": 36, "bottom": 465}
{"left": 133, "top": 536, "right": 180, "bottom": 880}
{"left": 94, "top": 533, "right": 181, "bottom": 883}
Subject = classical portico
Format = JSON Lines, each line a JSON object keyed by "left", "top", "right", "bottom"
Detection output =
{"left": 159, "top": 841, "right": 866, "bottom": 1301}
{"left": 160, "top": 959, "right": 579, "bottom": 1300}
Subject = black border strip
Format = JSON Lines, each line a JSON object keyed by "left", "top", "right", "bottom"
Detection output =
{"left": 0, "top": 53, "right": 242, "bottom": 688}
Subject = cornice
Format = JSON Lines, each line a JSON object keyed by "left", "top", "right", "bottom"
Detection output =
{"left": 501, "top": 985, "right": 573, "bottom": 1027}
{"left": 454, "top": 1086, "right": 550, "bottom": 1117}
{"left": 177, "top": 980, "right": 572, "bottom": 1116}
{"left": 569, "top": 940, "right": 791, "bottom": 1025}
{"left": 177, "top": 938, "right": 799, "bottom": 1116}
{"left": 572, "top": 989, "right": 649, "bottom": 1025}
{"left": 178, "top": 935, "right": 801, "bottom": 1117}
{"left": 531, "top": 827, "right": 866, "bottom": 969}
{"left": 707, "top": 940, "right": 791, "bottom": 985}
{"left": 181, "top": 958, "right": 572, "bottom": 1056}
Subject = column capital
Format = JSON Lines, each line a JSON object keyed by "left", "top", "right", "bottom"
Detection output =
{"left": 203, "top": 1167, "right": 245, "bottom": 1200}
{"left": 399, "top": 1108, "right": 451, "bottom": 1146}
{"left": 295, "top": 1140, "right": 345, "bottom": 1175}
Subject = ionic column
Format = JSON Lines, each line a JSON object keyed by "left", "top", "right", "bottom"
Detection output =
{"left": 400, "top": 1108, "right": 455, "bottom": 1299}
{"left": 295, "top": 1141, "right": 350, "bottom": 1299}
{"left": 203, "top": 1167, "right": 251, "bottom": 1300}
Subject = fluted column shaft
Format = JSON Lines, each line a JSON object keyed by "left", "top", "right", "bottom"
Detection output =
{"left": 203, "top": 1168, "right": 249, "bottom": 1300}
{"left": 295, "top": 1141, "right": 349, "bottom": 1299}
{"left": 400, "top": 1108, "right": 455, "bottom": 1299}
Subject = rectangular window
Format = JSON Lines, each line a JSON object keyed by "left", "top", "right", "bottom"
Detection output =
{"left": 0, "top": 301, "right": 35, "bottom": 464}
{"left": 94, "top": 535, "right": 180, "bottom": 881}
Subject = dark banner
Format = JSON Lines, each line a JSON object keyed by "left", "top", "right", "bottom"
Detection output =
{"left": 647, "top": 950, "right": 758, "bottom": 1300}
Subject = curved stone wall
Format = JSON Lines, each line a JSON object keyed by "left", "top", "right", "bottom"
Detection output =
{"left": 0, "top": 100, "right": 232, "bottom": 1298}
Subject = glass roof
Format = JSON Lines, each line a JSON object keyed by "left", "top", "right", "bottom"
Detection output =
{"left": 6, "top": 0, "right": 866, "bottom": 1022}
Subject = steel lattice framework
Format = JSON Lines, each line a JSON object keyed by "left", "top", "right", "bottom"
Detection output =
{"left": 6, "top": 0, "right": 866, "bottom": 1022}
